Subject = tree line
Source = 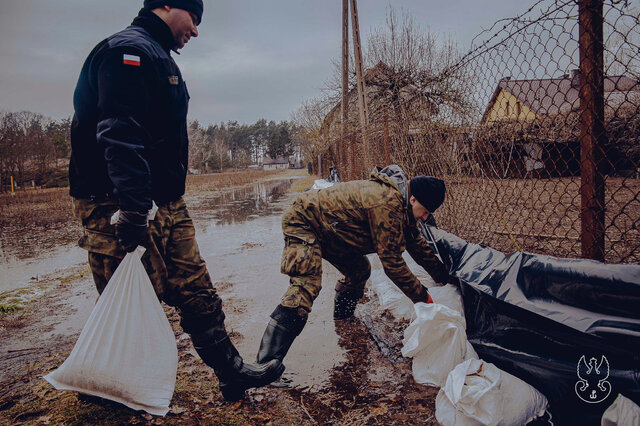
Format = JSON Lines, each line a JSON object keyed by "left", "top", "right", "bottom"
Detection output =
{"left": 0, "top": 111, "right": 71, "bottom": 191}
{"left": 0, "top": 110, "right": 300, "bottom": 192}
{"left": 1, "top": 7, "right": 462, "bottom": 192}
{"left": 188, "top": 119, "right": 299, "bottom": 173}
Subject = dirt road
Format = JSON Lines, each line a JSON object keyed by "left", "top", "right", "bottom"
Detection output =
{"left": 0, "top": 172, "right": 439, "bottom": 424}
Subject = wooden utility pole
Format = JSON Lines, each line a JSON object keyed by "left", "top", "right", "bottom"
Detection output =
{"left": 342, "top": 0, "right": 350, "bottom": 177}
{"left": 579, "top": 0, "right": 606, "bottom": 261}
{"left": 383, "top": 106, "right": 391, "bottom": 165}
{"left": 350, "top": 0, "right": 370, "bottom": 173}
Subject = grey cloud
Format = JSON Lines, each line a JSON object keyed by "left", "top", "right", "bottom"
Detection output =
{"left": 0, "top": 0, "right": 542, "bottom": 124}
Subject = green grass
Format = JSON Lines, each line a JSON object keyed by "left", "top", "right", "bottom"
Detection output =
{"left": 0, "top": 304, "right": 22, "bottom": 315}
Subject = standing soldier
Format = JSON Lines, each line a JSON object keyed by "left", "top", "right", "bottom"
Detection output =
{"left": 68, "top": 0, "right": 283, "bottom": 401}
{"left": 256, "top": 165, "right": 451, "bottom": 365}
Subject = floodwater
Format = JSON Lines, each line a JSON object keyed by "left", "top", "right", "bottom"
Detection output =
{"left": 1, "top": 177, "right": 347, "bottom": 390}
{"left": 0, "top": 235, "right": 86, "bottom": 294}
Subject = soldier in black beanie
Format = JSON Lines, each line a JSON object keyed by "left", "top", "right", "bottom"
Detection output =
{"left": 69, "top": 1, "right": 283, "bottom": 403}
{"left": 408, "top": 175, "right": 446, "bottom": 222}
{"left": 255, "top": 165, "right": 451, "bottom": 368}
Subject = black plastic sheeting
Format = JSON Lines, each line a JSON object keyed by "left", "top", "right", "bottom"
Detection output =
{"left": 419, "top": 223, "right": 640, "bottom": 425}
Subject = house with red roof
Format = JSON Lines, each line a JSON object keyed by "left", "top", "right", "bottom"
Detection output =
{"left": 479, "top": 70, "right": 639, "bottom": 177}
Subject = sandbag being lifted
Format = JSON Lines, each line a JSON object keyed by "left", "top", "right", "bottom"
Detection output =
{"left": 45, "top": 247, "right": 178, "bottom": 416}
{"left": 401, "top": 302, "right": 477, "bottom": 387}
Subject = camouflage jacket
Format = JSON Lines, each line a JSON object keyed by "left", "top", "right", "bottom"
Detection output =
{"left": 289, "top": 166, "right": 448, "bottom": 302}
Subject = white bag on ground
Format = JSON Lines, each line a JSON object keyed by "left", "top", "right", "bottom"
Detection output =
{"left": 311, "top": 179, "right": 335, "bottom": 189}
{"left": 602, "top": 394, "right": 640, "bottom": 426}
{"left": 369, "top": 254, "right": 465, "bottom": 321}
{"left": 369, "top": 269, "right": 416, "bottom": 320}
{"left": 435, "top": 358, "right": 548, "bottom": 426}
{"left": 45, "top": 247, "right": 178, "bottom": 416}
{"left": 401, "top": 302, "right": 478, "bottom": 387}
{"left": 429, "top": 284, "right": 466, "bottom": 315}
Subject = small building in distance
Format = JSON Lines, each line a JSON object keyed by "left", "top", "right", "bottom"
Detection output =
{"left": 262, "top": 157, "right": 290, "bottom": 170}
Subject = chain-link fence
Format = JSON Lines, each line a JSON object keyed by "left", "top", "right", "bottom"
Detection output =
{"left": 320, "top": 0, "right": 639, "bottom": 263}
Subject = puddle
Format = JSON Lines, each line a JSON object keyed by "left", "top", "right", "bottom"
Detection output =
{"left": 0, "top": 243, "right": 86, "bottom": 294}
{"left": 1, "top": 174, "right": 442, "bottom": 422}
{"left": 186, "top": 179, "right": 293, "bottom": 228}
{"left": 0, "top": 179, "right": 292, "bottom": 294}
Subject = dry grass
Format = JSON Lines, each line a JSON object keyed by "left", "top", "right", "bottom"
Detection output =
{"left": 0, "top": 187, "right": 72, "bottom": 228}
{"left": 440, "top": 176, "right": 640, "bottom": 263}
{"left": 290, "top": 175, "right": 318, "bottom": 192}
{"left": 3, "top": 169, "right": 635, "bottom": 263}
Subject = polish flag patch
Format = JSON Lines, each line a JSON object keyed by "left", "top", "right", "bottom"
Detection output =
{"left": 123, "top": 54, "right": 141, "bottom": 66}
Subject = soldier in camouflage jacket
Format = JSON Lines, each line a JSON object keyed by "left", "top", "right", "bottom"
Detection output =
{"left": 256, "top": 165, "right": 450, "bottom": 366}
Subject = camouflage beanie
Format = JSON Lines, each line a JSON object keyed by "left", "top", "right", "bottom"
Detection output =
{"left": 409, "top": 176, "right": 446, "bottom": 212}
{"left": 144, "top": 0, "right": 203, "bottom": 24}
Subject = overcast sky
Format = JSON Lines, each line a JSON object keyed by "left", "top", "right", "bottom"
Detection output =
{"left": 0, "top": 1, "right": 538, "bottom": 125}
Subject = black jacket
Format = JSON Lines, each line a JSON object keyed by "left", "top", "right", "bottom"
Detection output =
{"left": 69, "top": 9, "right": 189, "bottom": 212}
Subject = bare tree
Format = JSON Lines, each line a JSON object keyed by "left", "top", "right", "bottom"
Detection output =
{"left": 290, "top": 97, "right": 334, "bottom": 165}
{"left": 317, "top": 6, "right": 474, "bottom": 177}
{"left": 604, "top": 3, "right": 640, "bottom": 77}
{"left": 0, "top": 111, "right": 65, "bottom": 189}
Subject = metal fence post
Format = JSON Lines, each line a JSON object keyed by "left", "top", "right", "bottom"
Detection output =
{"left": 579, "top": 0, "right": 606, "bottom": 261}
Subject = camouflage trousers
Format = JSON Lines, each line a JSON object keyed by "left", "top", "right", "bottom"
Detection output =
{"left": 279, "top": 207, "right": 371, "bottom": 317}
{"left": 72, "top": 197, "right": 225, "bottom": 338}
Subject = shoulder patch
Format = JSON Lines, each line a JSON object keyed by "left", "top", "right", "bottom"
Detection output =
{"left": 123, "top": 54, "right": 141, "bottom": 66}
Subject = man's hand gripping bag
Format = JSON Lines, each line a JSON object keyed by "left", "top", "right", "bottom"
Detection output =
{"left": 45, "top": 247, "right": 178, "bottom": 416}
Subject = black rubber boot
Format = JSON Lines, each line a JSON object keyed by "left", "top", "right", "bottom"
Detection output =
{"left": 193, "top": 335, "right": 285, "bottom": 401}
{"left": 333, "top": 282, "right": 365, "bottom": 320}
{"left": 256, "top": 305, "right": 307, "bottom": 364}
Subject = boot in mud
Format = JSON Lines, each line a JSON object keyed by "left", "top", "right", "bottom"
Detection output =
{"left": 333, "top": 281, "right": 365, "bottom": 320}
{"left": 256, "top": 305, "right": 307, "bottom": 364}
{"left": 193, "top": 333, "right": 284, "bottom": 401}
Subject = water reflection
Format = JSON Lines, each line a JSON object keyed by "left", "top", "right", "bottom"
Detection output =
{"left": 0, "top": 223, "right": 82, "bottom": 262}
{"left": 189, "top": 179, "right": 292, "bottom": 228}
{"left": 0, "top": 179, "right": 295, "bottom": 293}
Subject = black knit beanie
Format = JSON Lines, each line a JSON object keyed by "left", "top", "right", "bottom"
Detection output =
{"left": 144, "top": 0, "right": 203, "bottom": 24}
{"left": 409, "top": 176, "right": 446, "bottom": 212}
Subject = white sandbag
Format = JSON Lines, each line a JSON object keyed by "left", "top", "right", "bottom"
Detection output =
{"left": 311, "top": 179, "right": 335, "bottom": 189}
{"left": 498, "top": 365, "right": 548, "bottom": 425}
{"left": 406, "top": 255, "right": 438, "bottom": 287}
{"left": 602, "top": 394, "right": 640, "bottom": 426}
{"left": 369, "top": 268, "right": 415, "bottom": 320}
{"left": 435, "top": 358, "right": 548, "bottom": 426}
{"left": 401, "top": 303, "right": 477, "bottom": 387}
{"left": 429, "top": 284, "right": 465, "bottom": 316}
{"left": 368, "top": 258, "right": 463, "bottom": 318}
{"left": 45, "top": 247, "right": 178, "bottom": 416}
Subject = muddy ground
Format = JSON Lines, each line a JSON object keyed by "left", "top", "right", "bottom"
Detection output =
{"left": 0, "top": 171, "right": 439, "bottom": 425}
